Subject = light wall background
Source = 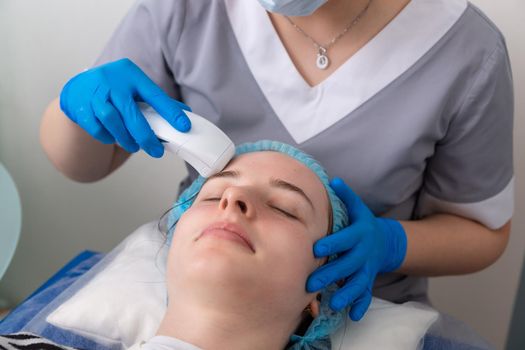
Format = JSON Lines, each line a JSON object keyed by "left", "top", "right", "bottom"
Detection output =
{"left": 0, "top": 1, "right": 523, "bottom": 349}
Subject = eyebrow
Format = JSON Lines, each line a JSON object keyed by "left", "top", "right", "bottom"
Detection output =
{"left": 206, "top": 170, "right": 240, "bottom": 181}
{"left": 206, "top": 170, "right": 314, "bottom": 209}
{"left": 269, "top": 178, "right": 314, "bottom": 209}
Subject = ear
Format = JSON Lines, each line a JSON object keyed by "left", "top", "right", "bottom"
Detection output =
{"left": 308, "top": 295, "right": 321, "bottom": 318}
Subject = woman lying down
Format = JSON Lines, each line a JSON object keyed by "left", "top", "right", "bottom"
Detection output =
{"left": 0, "top": 140, "right": 350, "bottom": 350}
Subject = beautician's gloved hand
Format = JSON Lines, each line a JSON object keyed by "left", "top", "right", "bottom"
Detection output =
{"left": 307, "top": 177, "right": 407, "bottom": 321}
{"left": 60, "top": 58, "right": 191, "bottom": 158}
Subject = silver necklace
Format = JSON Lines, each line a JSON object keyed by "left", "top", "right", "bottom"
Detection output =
{"left": 285, "top": 0, "right": 373, "bottom": 70}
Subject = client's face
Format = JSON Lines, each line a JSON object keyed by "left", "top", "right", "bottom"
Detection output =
{"left": 167, "top": 151, "right": 330, "bottom": 318}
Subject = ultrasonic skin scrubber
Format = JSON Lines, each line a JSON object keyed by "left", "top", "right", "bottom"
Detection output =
{"left": 140, "top": 103, "right": 235, "bottom": 178}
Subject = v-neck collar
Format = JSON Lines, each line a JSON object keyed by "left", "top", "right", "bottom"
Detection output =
{"left": 224, "top": 0, "right": 467, "bottom": 144}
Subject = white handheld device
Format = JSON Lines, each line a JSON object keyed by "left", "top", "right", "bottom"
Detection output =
{"left": 139, "top": 103, "right": 235, "bottom": 178}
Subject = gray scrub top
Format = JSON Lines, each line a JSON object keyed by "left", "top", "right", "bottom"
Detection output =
{"left": 94, "top": 0, "right": 514, "bottom": 303}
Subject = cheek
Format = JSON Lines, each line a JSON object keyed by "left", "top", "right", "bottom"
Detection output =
{"left": 167, "top": 207, "right": 211, "bottom": 272}
{"left": 173, "top": 205, "right": 211, "bottom": 239}
{"left": 260, "top": 222, "right": 319, "bottom": 291}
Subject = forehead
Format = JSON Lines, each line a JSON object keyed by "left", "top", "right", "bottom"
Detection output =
{"left": 221, "top": 151, "right": 329, "bottom": 208}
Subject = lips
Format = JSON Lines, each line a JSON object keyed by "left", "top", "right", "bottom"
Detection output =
{"left": 198, "top": 221, "right": 255, "bottom": 253}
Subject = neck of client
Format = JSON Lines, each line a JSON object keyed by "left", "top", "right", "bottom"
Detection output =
{"left": 156, "top": 273, "right": 302, "bottom": 350}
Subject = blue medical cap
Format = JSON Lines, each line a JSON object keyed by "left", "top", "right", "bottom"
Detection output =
{"left": 167, "top": 140, "right": 349, "bottom": 349}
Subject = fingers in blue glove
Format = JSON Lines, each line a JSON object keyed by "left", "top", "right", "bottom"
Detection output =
{"left": 75, "top": 106, "right": 115, "bottom": 145}
{"left": 134, "top": 71, "right": 192, "bottom": 133}
{"left": 330, "top": 268, "right": 370, "bottom": 312}
{"left": 92, "top": 85, "right": 139, "bottom": 153}
{"left": 313, "top": 222, "right": 366, "bottom": 257}
{"left": 111, "top": 91, "right": 164, "bottom": 158}
{"left": 306, "top": 243, "right": 369, "bottom": 292}
{"left": 60, "top": 58, "right": 194, "bottom": 158}
{"left": 347, "top": 287, "right": 373, "bottom": 321}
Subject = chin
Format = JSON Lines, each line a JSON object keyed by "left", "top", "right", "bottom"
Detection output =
{"left": 183, "top": 240, "right": 256, "bottom": 285}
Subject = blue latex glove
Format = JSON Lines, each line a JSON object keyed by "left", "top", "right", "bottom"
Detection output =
{"left": 60, "top": 58, "right": 192, "bottom": 158}
{"left": 307, "top": 177, "right": 407, "bottom": 321}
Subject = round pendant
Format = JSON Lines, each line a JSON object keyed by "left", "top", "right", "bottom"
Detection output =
{"left": 316, "top": 53, "right": 329, "bottom": 70}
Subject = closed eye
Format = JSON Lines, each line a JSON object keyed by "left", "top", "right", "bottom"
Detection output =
{"left": 203, "top": 197, "right": 221, "bottom": 201}
{"left": 270, "top": 205, "right": 298, "bottom": 220}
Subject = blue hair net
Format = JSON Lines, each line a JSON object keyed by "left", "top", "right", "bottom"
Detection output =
{"left": 166, "top": 140, "right": 349, "bottom": 349}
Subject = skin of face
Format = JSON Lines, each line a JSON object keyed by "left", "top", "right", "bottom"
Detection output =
{"left": 166, "top": 151, "right": 331, "bottom": 334}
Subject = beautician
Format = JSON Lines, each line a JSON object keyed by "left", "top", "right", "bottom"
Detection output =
{"left": 40, "top": 0, "right": 514, "bottom": 321}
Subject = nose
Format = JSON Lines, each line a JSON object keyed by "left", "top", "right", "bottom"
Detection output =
{"left": 219, "top": 187, "right": 255, "bottom": 218}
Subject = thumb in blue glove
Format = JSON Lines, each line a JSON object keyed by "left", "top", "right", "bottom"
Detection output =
{"left": 306, "top": 177, "right": 407, "bottom": 321}
{"left": 60, "top": 58, "right": 192, "bottom": 158}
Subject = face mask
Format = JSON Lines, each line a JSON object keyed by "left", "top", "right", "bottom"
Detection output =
{"left": 257, "top": 0, "right": 328, "bottom": 16}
